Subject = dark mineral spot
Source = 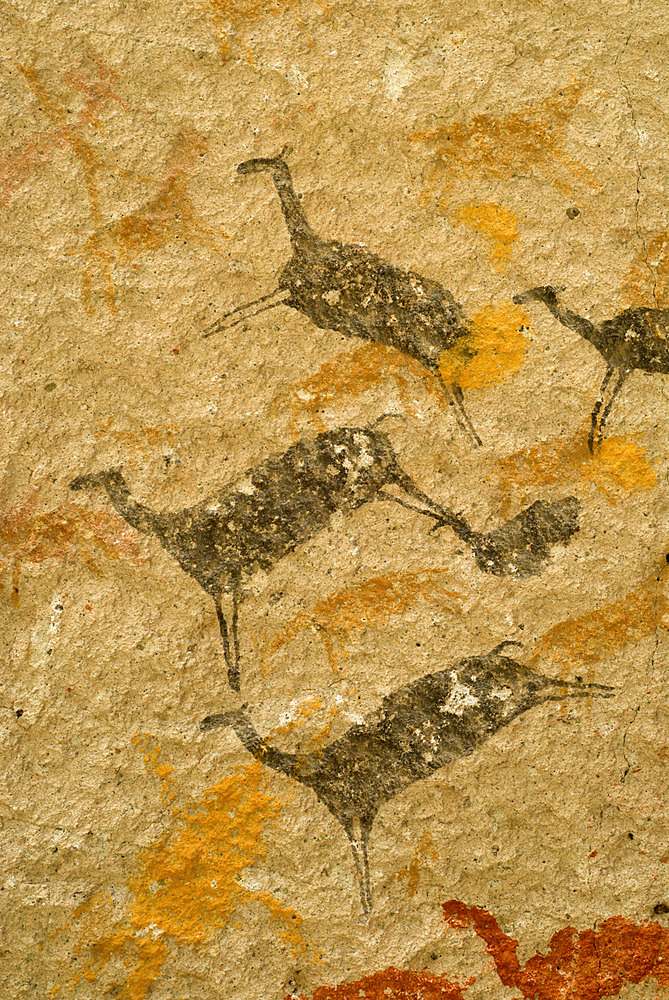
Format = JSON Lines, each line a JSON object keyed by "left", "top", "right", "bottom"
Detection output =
{"left": 566, "top": 206, "right": 581, "bottom": 218}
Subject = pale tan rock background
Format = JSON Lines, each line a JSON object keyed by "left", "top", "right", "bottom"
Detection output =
{"left": 1, "top": 0, "right": 668, "bottom": 997}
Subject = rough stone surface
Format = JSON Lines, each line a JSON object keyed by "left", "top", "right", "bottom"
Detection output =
{"left": 2, "top": 2, "right": 668, "bottom": 998}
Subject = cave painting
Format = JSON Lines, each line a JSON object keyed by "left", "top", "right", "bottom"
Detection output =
{"left": 201, "top": 643, "right": 613, "bottom": 913}
{"left": 413, "top": 78, "right": 602, "bottom": 204}
{"left": 71, "top": 425, "right": 581, "bottom": 690}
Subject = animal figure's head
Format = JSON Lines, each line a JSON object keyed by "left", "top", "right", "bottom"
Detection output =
{"left": 452, "top": 641, "right": 614, "bottom": 727}
{"left": 69, "top": 468, "right": 126, "bottom": 494}
{"left": 513, "top": 285, "right": 564, "bottom": 307}
{"left": 200, "top": 707, "right": 247, "bottom": 732}
{"left": 237, "top": 147, "right": 291, "bottom": 176}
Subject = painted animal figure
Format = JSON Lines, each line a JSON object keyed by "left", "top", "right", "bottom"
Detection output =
{"left": 71, "top": 426, "right": 582, "bottom": 691}
{"left": 70, "top": 425, "right": 470, "bottom": 691}
{"left": 201, "top": 642, "right": 614, "bottom": 913}
{"left": 205, "top": 151, "right": 482, "bottom": 445}
{"left": 513, "top": 286, "right": 669, "bottom": 452}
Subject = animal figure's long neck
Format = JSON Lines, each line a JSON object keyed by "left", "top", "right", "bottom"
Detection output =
{"left": 539, "top": 294, "right": 605, "bottom": 356}
{"left": 269, "top": 162, "right": 315, "bottom": 247}
{"left": 230, "top": 712, "right": 302, "bottom": 780}
{"left": 100, "top": 478, "right": 164, "bottom": 539}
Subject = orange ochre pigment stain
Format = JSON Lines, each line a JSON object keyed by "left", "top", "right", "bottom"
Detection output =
{"left": 496, "top": 431, "right": 657, "bottom": 517}
{"left": 0, "top": 491, "right": 147, "bottom": 602}
{"left": 530, "top": 552, "right": 669, "bottom": 670}
{"left": 413, "top": 77, "right": 601, "bottom": 200}
{"left": 290, "top": 966, "right": 468, "bottom": 1000}
{"left": 443, "top": 900, "right": 669, "bottom": 1000}
{"left": 264, "top": 568, "right": 465, "bottom": 671}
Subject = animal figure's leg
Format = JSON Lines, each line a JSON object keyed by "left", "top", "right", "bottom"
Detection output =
{"left": 313, "top": 623, "right": 344, "bottom": 673}
{"left": 588, "top": 365, "right": 615, "bottom": 454}
{"left": 215, "top": 589, "right": 241, "bottom": 692}
{"left": 345, "top": 819, "right": 372, "bottom": 915}
{"left": 359, "top": 819, "right": 373, "bottom": 913}
{"left": 450, "top": 384, "right": 482, "bottom": 447}
{"left": 203, "top": 289, "right": 289, "bottom": 338}
{"left": 434, "top": 371, "right": 481, "bottom": 446}
{"left": 596, "top": 368, "right": 629, "bottom": 448}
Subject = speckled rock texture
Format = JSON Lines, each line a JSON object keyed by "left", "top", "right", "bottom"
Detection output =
{"left": 2, "top": 1, "right": 668, "bottom": 997}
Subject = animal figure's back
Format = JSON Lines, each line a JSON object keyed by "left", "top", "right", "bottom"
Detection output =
{"left": 149, "top": 427, "right": 398, "bottom": 593}
{"left": 279, "top": 236, "right": 471, "bottom": 371}
{"left": 295, "top": 651, "right": 534, "bottom": 829}
{"left": 600, "top": 307, "right": 669, "bottom": 372}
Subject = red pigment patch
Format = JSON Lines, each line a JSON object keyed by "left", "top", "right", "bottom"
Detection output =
{"left": 443, "top": 900, "right": 669, "bottom": 1000}
{"left": 289, "top": 967, "right": 468, "bottom": 1000}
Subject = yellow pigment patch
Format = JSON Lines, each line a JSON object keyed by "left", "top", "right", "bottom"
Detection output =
{"left": 496, "top": 431, "right": 657, "bottom": 517}
{"left": 51, "top": 761, "right": 311, "bottom": 998}
{"left": 438, "top": 301, "right": 530, "bottom": 390}
{"left": 132, "top": 734, "right": 176, "bottom": 806}
{"left": 452, "top": 202, "right": 519, "bottom": 270}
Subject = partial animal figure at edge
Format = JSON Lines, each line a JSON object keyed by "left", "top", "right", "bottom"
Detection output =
{"left": 70, "top": 423, "right": 581, "bottom": 691}
{"left": 205, "top": 149, "right": 483, "bottom": 445}
{"left": 514, "top": 286, "right": 669, "bottom": 452}
{"left": 201, "top": 641, "right": 614, "bottom": 914}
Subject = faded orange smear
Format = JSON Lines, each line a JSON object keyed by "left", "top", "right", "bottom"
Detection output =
{"left": 496, "top": 431, "right": 657, "bottom": 518}
{"left": 0, "top": 492, "right": 147, "bottom": 603}
{"left": 269, "top": 342, "right": 448, "bottom": 440}
{"left": 77, "top": 126, "right": 227, "bottom": 314}
{"left": 413, "top": 78, "right": 601, "bottom": 203}
{"left": 3, "top": 55, "right": 126, "bottom": 219}
{"left": 452, "top": 202, "right": 519, "bottom": 271}
{"left": 132, "top": 734, "right": 176, "bottom": 806}
{"left": 94, "top": 418, "right": 179, "bottom": 456}
{"left": 397, "top": 830, "right": 440, "bottom": 898}
{"left": 52, "top": 762, "right": 311, "bottom": 999}
{"left": 530, "top": 553, "right": 669, "bottom": 672}
{"left": 263, "top": 568, "right": 465, "bottom": 673}
{"left": 292, "top": 966, "right": 469, "bottom": 1000}
{"left": 621, "top": 230, "right": 669, "bottom": 308}
{"left": 443, "top": 900, "right": 669, "bottom": 1000}
{"left": 205, "top": 0, "right": 301, "bottom": 61}
{"left": 438, "top": 302, "right": 530, "bottom": 390}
